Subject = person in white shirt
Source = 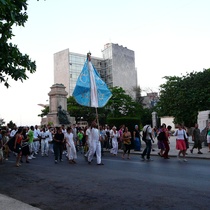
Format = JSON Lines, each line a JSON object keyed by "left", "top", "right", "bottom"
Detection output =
{"left": 174, "top": 123, "right": 188, "bottom": 162}
{"left": 33, "top": 125, "right": 40, "bottom": 154}
{"left": 110, "top": 126, "right": 118, "bottom": 156}
{"left": 47, "top": 127, "right": 54, "bottom": 154}
{"left": 84, "top": 125, "right": 91, "bottom": 158}
{"left": 61, "top": 124, "right": 67, "bottom": 134}
{"left": 88, "top": 121, "right": 104, "bottom": 165}
{"left": 40, "top": 127, "right": 49, "bottom": 156}
{"left": 10, "top": 124, "right": 17, "bottom": 138}
{"left": 141, "top": 124, "right": 154, "bottom": 161}
{"left": 65, "top": 127, "right": 77, "bottom": 163}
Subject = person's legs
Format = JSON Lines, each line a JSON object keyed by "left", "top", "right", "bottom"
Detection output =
{"left": 163, "top": 141, "right": 170, "bottom": 158}
{"left": 146, "top": 141, "right": 152, "bottom": 160}
{"left": 127, "top": 144, "right": 131, "bottom": 159}
{"left": 197, "top": 140, "right": 202, "bottom": 153}
{"left": 41, "top": 140, "right": 45, "bottom": 156}
{"left": 183, "top": 150, "right": 186, "bottom": 157}
{"left": 96, "top": 141, "right": 102, "bottom": 164}
{"left": 142, "top": 143, "right": 147, "bottom": 159}
{"left": 139, "top": 138, "right": 142, "bottom": 151}
{"left": 66, "top": 145, "right": 71, "bottom": 160}
{"left": 16, "top": 151, "right": 22, "bottom": 166}
{"left": 122, "top": 144, "right": 128, "bottom": 159}
{"left": 59, "top": 145, "right": 63, "bottom": 161}
{"left": 45, "top": 140, "right": 49, "bottom": 156}
{"left": 88, "top": 141, "right": 96, "bottom": 163}
{"left": 53, "top": 144, "right": 58, "bottom": 162}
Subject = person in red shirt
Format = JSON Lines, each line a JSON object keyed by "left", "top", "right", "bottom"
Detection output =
{"left": 14, "top": 127, "right": 23, "bottom": 167}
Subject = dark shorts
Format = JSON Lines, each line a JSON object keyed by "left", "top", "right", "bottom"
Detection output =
{"left": 14, "top": 144, "right": 22, "bottom": 154}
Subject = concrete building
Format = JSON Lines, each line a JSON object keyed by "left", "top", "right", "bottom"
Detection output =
{"left": 142, "top": 92, "right": 159, "bottom": 109}
{"left": 54, "top": 43, "right": 137, "bottom": 98}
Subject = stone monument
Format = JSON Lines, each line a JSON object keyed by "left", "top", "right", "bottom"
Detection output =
{"left": 47, "top": 84, "right": 71, "bottom": 126}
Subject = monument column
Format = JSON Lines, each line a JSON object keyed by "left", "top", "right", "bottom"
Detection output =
{"left": 47, "top": 84, "right": 70, "bottom": 126}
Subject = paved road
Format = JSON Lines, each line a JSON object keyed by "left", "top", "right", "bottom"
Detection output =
{"left": 0, "top": 147, "right": 210, "bottom": 210}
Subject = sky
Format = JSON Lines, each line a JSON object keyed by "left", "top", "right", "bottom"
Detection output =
{"left": 0, "top": 0, "right": 210, "bottom": 126}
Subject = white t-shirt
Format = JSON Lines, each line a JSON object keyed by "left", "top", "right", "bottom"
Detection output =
{"left": 86, "top": 128, "right": 91, "bottom": 141}
{"left": 110, "top": 130, "right": 118, "bottom": 141}
{"left": 143, "top": 125, "right": 152, "bottom": 140}
{"left": 174, "top": 129, "right": 187, "bottom": 140}
{"left": 45, "top": 130, "right": 52, "bottom": 142}
{"left": 40, "top": 131, "right": 48, "bottom": 140}
{"left": 90, "top": 128, "right": 99, "bottom": 141}
{"left": 34, "top": 129, "right": 40, "bottom": 138}
{"left": 65, "top": 132, "right": 74, "bottom": 146}
{"left": 10, "top": 129, "right": 17, "bottom": 137}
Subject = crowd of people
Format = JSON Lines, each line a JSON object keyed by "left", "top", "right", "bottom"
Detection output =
{"left": 0, "top": 121, "right": 210, "bottom": 166}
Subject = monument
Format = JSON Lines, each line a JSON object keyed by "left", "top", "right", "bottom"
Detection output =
{"left": 46, "top": 84, "right": 71, "bottom": 126}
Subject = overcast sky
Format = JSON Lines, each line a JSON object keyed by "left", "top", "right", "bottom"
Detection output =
{"left": 0, "top": 0, "right": 210, "bottom": 126}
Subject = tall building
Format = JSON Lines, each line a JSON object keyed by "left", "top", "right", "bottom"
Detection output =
{"left": 54, "top": 43, "right": 137, "bottom": 98}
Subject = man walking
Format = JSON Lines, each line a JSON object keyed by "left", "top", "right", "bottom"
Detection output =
{"left": 141, "top": 124, "right": 154, "bottom": 161}
{"left": 190, "top": 123, "right": 203, "bottom": 154}
{"left": 88, "top": 121, "right": 104, "bottom": 165}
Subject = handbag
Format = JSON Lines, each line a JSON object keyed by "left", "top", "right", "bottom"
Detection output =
{"left": 183, "top": 130, "right": 189, "bottom": 148}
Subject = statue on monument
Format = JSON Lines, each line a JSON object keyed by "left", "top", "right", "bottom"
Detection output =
{"left": 57, "top": 105, "right": 70, "bottom": 125}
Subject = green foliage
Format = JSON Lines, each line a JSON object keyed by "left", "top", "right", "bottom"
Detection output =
{"left": 0, "top": 0, "right": 36, "bottom": 87}
{"left": 156, "top": 69, "right": 210, "bottom": 127}
{"left": 67, "top": 96, "right": 96, "bottom": 123}
{"left": 0, "top": 118, "right": 5, "bottom": 127}
{"left": 107, "top": 117, "right": 141, "bottom": 131}
{"left": 6, "top": 120, "right": 15, "bottom": 129}
{"left": 105, "top": 86, "right": 143, "bottom": 118}
{"left": 47, "top": 121, "right": 54, "bottom": 126}
{"left": 38, "top": 106, "right": 49, "bottom": 118}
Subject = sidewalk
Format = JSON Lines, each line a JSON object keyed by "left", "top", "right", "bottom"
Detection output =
{"left": 129, "top": 136, "right": 210, "bottom": 159}
{"left": 0, "top": 194, "right": 41, "bottom": 210}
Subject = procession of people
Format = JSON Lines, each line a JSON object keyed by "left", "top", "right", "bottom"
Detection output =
{"left": 1, "top": 121, "right": 210, "bottom": 167}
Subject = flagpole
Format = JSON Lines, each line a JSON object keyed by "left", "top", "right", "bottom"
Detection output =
{"left": 95, "top": 107, "right": 99, "bottom": 129}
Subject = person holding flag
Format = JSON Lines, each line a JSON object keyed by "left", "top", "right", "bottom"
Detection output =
{"left": 72, "top": 52, "right": 112, "bottom": 165}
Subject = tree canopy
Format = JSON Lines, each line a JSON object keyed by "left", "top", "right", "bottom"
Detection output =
{"left": 38, "top": 86, "right": 153, "bottom": 126}
{"left": 156, "top": 68, "right": 210, "bottom": 127}
{"left": 0, "top": 0, "right": 36, "bottom": 87}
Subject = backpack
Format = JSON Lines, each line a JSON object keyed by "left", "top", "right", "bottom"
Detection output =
{"left": 142, "top": 126, "right": 149, "bottom": 141}
{"left": 157, "top": 131, "right": 165, "bottom": 141}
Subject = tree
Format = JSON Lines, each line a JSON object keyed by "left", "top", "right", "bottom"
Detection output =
{"left": 38, "top": 106, "right": 49, "bottom": 118}
{"left": 7, "top": 120, "right": 16, "bottom": 129}
{"left": 0, "top": 0, "right": 36, "bottom": 87}
{"left": 156, "top": 69, "right": 210, "bottom": 127}
{"left": 0, "top": 118, "right": 5, "bottom": 127}
{"left": 105, "top": 86, "right": 143, "bottom": 118}
{"left": 67, "top": 96, "right": 96, "bottom": 123}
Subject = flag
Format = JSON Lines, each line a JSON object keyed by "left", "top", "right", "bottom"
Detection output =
{"left": 72, "top": 56, "right": 112, "bottom": 108}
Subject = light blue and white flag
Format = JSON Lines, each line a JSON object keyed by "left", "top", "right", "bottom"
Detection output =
{"left": 72, "top": 58, "right": 112, "bottom": 108}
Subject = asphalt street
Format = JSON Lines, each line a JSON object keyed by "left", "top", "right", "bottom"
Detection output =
{"left": 0, "top": 149, "right": 210, "bottom": 210}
